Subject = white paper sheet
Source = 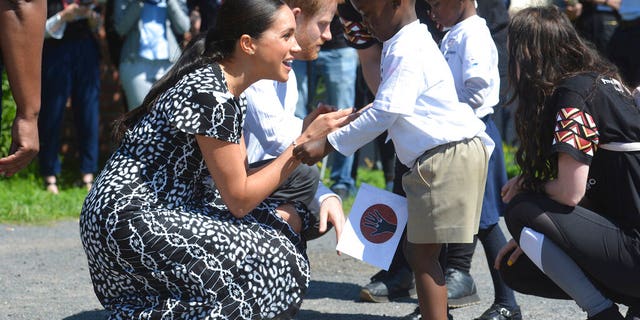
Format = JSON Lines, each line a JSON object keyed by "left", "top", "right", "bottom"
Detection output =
{"left": 336, "top": 183, "right": 408, "bottom": 270}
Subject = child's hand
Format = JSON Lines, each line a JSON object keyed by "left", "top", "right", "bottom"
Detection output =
{"left": 293, "top": 137, "right": 334, "bottom": 165}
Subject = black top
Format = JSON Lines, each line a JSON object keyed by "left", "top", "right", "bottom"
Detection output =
{"left": 550, "top": 73, "right": 640, "bottom": 231}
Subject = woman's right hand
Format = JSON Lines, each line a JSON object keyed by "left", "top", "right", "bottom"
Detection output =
{"left": 501, "top": 175, "right": 523, "bottom": 203}
{"left": 494, "top": 238, "right": 524, "bottom": 270}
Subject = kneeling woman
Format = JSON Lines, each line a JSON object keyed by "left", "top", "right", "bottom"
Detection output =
{"left": 496, "top": 6, "right": 640, "bottom": 320}
{"left": 79, "top": 0, "right": 346, "bottom": 318}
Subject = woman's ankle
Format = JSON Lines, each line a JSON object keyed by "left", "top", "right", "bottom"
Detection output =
{"left": 82, "top": 173, "right": 94, "bottom": 191}
{"left": 44, "top": 175, "right": 59, "bottom": 195}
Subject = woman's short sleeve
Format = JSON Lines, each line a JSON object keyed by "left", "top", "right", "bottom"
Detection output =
{"left": 550, "top": 88, "right": 599, "bottom": 165}
{"left": 165, "top": 66, "right": 244, "bottom": 144}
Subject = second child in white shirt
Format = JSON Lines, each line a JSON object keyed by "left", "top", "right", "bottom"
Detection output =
{"left": 429, "top": 0, "right": 522, "bottom": 318}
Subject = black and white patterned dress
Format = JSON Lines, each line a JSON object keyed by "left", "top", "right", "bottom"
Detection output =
{"left": 80, "top": 64, "right": 310, "bottom": 319}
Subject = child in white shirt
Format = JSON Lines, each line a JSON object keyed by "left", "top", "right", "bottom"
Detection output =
{"left": 293, "top": 0, "right": 492, "bottom": 318}
{"left": 430, "top": 0, "right": 522, "bottom": 318}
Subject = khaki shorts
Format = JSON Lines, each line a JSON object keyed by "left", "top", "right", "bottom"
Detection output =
{"left": 402, "top": 137, "right": 489, "bottom": 244}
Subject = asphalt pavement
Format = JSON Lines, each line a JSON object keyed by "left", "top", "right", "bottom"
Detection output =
{"left": 0, "top": 219, "right": 619, "bottom": 319}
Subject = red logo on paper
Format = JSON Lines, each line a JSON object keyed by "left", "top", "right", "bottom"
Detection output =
{"left": 360, "top": 204, "right": 397, "bottom": 244}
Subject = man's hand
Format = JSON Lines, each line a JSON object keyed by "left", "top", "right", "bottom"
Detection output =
{"left": 0, "top": 116, "right": 39, "bottom": 176}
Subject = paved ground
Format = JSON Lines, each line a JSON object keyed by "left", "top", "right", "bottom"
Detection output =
{"left": 0, "top": 219, "right": 624, "bottom": 319}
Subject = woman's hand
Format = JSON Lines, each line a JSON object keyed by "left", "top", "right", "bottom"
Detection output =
{"left": 494, "top": 238, "right": 524, "bottom": 270}
{"left": 299, "top": 107, "right": 355, "bottom": 143}
{"left": 319, "top": 196, "right": 345, "bottom": 252}
{"left": 302, "top": 102, "right": 337, "bottom": 131}
{"left": 501, "top": 175, "right": 523, "bottom": 203}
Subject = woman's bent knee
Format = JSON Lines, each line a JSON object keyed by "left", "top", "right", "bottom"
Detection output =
{"left": 276, "top": 204, "right": 302, "bottom": 233}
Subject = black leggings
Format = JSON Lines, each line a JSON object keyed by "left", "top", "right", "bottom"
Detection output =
{"left": 499, "top": 193, "right": 640, "bottom": 306}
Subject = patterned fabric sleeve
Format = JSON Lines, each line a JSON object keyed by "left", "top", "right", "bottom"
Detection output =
{"left": 337, "top": 3, "right": 378, "bottom": 50}
{"left": 166, "top": 66, "right": 244, "bottom": 144}
{"left": 551, "top": 89, "right": 600, "bottom": 165}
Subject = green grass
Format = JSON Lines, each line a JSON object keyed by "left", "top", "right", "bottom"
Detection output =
{"left": 2, "top": 70, "right": 520, "bottom": 224}
{"left": 0, "top": 146, "right": 519, "bottom": 225}
{"left": 0, "top": 162, "right": 89, "bottom": 224}
{"left": 503, "top": 144, "right": 520, "bottom": 179}
{"left": 0, "top": 162, "right": 388, "bottom": 224}
{"left": 1, "top": 72, "right": 91, "bottom": 224}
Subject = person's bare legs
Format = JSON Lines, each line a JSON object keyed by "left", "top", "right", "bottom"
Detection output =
{"left": 405, "top": 241, "right": 448, "bottom": 320}
{"left": 82, "top": 173, "right": 94, "bottom": 191}
{"left": 44, "top": 175, "right": 59, "bottom": 194}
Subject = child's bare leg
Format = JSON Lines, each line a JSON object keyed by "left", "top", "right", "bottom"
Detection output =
{"left": 405, "top": 242, "right": 447, "bottom": 320}
{"left": 276, "top": 203, "right": 302, "bottom": 233}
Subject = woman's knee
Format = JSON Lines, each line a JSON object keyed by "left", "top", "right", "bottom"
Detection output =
{"left": 503, "top": 194, "right": 544, "bottom": 242}
{"left": 276, "top": 204, "right": 302, "bottom": 233}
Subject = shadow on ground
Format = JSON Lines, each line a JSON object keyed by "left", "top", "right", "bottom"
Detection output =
{"left": 296, "top": 310, "right": 405, "bottom": 320}
{"left": 62, "top": 310, "right": 108, "bottom": 320}
{"left": 304, "top": 280, "right": 362, "bottom": 300}
{"left": 59, "top": 281, "right": 395, "bottom": 320}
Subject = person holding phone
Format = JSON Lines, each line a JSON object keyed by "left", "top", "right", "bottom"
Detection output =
{"left": 37, "top": 0, "right": 102, "bottom": 193}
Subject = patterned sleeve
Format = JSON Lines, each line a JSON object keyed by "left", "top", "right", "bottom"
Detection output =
{"left": 337, "top": 3, "right": 378, "bottom": 49}
{"left": 166, "top": 67, "right": 244, "bottom": 144}
{"left": 551, "top": 89, "right": 600, "bottom": 165}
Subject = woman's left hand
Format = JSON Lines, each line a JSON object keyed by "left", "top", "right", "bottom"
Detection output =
{"left": 302, "top": 102, "right": 336, "bottom": 131}
{"left": 494, "top": 238, "right": 524, "bottom": 270}
{"left": 299, "top": 108, "right": 355, "bottom": 143}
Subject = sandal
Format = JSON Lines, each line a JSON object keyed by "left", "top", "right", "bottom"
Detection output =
{"left": 82, "top": 173, "right": 94, "bottom": 191}
{"left": 44, "top": 176, "right": 59, "bottom": 195}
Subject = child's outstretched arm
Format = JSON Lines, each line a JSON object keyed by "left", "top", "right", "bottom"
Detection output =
{"left": 295, "top": 106, "right": 395, "bottom": 165}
